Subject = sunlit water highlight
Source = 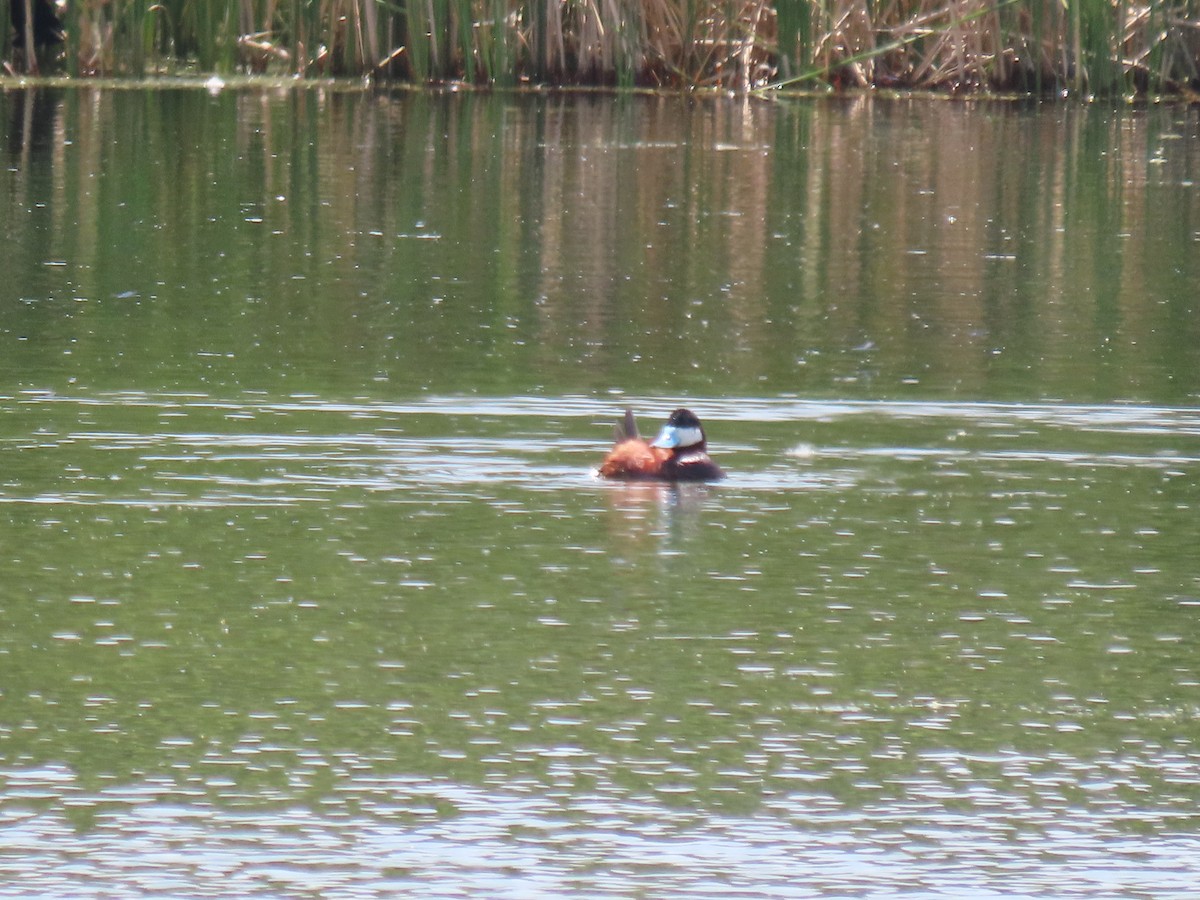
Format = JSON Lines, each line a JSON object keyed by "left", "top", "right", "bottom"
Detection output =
{"left": 3, "top": 761, "right": 1200, "bottom": 898}
{"left": 2, "top": 390, "right": 1199, "bottom": 897}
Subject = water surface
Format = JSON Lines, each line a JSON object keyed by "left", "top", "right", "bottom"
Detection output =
{"left": 1, "top": 88, "right": 1199, "bottom": 897}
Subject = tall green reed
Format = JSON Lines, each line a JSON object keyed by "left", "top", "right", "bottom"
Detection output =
{"left": 5, "top": 0, "right": 1198, "bottom": 95}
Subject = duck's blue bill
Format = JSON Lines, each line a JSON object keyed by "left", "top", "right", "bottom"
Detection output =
{"left": 650, "top": 425, "right": 680, "bottom": 448}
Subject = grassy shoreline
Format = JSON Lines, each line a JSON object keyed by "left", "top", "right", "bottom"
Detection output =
{"left": 3, "top": 1, "right": 1199, "bottom": 96}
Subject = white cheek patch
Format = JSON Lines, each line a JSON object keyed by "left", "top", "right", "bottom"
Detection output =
{"left": 657, "top": 424, "right": 700, "bottom": 448}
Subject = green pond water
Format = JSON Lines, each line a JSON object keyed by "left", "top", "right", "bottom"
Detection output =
{"left": 1, "top": 86, "right": 1199, "bottom": 897}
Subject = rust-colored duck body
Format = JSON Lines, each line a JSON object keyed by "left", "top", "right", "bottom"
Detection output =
{"left": 598, "top": 408, "right": 725, "bottom": 482}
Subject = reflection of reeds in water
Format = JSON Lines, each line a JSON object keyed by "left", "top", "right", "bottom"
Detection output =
{"left": 8, "top": 89, "right": 1195, "bottom": 399}
{"left": 6, "top": 0, "right": 1197, "bottom": 94}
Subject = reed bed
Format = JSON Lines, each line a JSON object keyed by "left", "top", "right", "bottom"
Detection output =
{"left": 4, "top": 0, "right": 1199, "bottom": 95}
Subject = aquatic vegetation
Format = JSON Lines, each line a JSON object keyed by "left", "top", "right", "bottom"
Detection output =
{"left": 3, "top": 0, "right": 1199, "bottom": 95}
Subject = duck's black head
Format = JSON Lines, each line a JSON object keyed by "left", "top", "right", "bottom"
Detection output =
{"left": 650, "top": 408, "right": 707, "bottom": 451}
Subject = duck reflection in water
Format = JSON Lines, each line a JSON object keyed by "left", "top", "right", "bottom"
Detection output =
{"left": 597, "top": 408, "right": 725, "bottom": 482}
{"left": 599, "top": 478, "right": 712, "bottom": 558}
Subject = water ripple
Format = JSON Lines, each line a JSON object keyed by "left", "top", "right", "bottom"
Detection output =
{"left": 2, "top": 391, "right": 1194, "bottom": 507}
{"left": 1, "top": 764, "right": 1198, "bottom": 899}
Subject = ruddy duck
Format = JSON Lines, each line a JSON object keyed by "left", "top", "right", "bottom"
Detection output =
{"left": 598, "top": 408, "right": 725, "bottom": 482}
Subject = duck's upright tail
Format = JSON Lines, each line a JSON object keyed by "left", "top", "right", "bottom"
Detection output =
{"left": 613, "top": 408, "right": 639, "bottom": 444}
